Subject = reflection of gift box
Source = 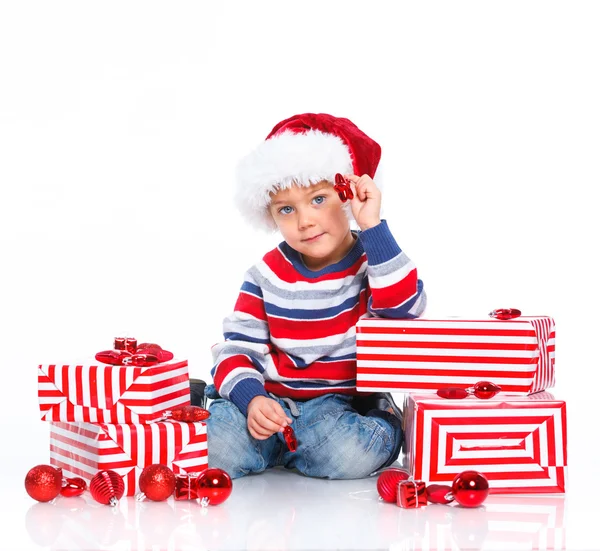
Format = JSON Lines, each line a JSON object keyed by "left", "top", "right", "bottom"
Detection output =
{"left": 49, "top": 420, "right": 208, "bottom": 496}
{"left": 402, "top": 392, "right": 567, "bottom": 494}
{"left": 356, "top": 316, "right": 555, "bottom": 394}
{"left": 38, "top": 359, "right": 191, "bottom": 423}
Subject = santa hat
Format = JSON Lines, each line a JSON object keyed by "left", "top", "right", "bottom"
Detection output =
{"left": 234, "top": 113, "right": 382, "bottom": 231}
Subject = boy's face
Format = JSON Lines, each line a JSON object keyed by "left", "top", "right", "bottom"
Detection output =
{"left": 269, "top": 181, "right": 355, "bottom": 271}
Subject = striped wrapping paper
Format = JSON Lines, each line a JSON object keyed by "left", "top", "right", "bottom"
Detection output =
{"left": 49, "top": 420, "right": 208, "bottom": 496}
{"left": 356, "top": 316, "right": 555, "bottom": 394}
{"left": 38, "top": 359, "right": 191, "bottom": 423}
{"left": 402, "top": 392, "right": 567, "bottom": 494}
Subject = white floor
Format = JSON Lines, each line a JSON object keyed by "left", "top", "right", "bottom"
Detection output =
{"left": 3, "top": 384, "right": 600, "bottom": 551}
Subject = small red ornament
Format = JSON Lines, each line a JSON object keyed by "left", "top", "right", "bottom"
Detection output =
{"left": 122, "top": 353, "right": 159, "bottom": 367}
{"left": 376, "top": 467, "right": 411, "bottom": 503}
{"left": 137, "top": 343, "right": 174, "bottom": 362}
{"left": 489, "top": 308, "right": 521, "bottom": 320}
{"left": 174, "top": 473, "right": 201, "bottom": 500}
{"left": 137, "top": 464, "right": 176, "bottom": 502}
{"left": 114, "top": 337, "right": 137, "bottom": 352}
{"left": 60, "top": 476, "right": 87, "bottom": 497}
{"left": 197, "top": 468, "right": 233, "bottom": 507}
{"left": 398, "top": 480, "right": 427, "bottom": 508}
{"left": 437, "top": 387, "right": 469, "bottom": 399}
{"left": 155, "top": 405, "right": 210, "bottom": 423}
{"left": 90, "top": 470, "right": 125, "bottom": 506}
{"left": 334, "top": 173, "right": 354, "bottom": 202}
{"left": 25, "top": 465, "right": 63, "bottom": 502}
{"left": 472, "top": 381, "right": 501, "bottom": 399}
{"left": 426, "top": 484, "right": 455, "bottom": 504}
{"left": 451, "top": 470, "right": 489, "bottom": 508}
{"left": 95, "top": 349, "right": 133, "bottom": 365}
{"left": 283, "top": 425, "right": 297, "bottom": 452}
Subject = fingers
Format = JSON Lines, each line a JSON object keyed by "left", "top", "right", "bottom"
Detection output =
{"left": 344, "top": 174, "right": 379, "bottom": 202}
{"left": 247, "top": 396, "right": 293, "bottom": 440}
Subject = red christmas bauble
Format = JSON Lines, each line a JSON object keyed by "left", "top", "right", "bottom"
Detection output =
{"left": 472, "top": 381, "right": 501, "bottom": 399}
{"left": 90, "top": 470, "right": 125, "bottom": 506}
{"left": 25, "top": 465, "right": 63, "bottom": 502}
{"left": 139, "top": 464, "right": 176, "bottom": 501}
{"left": 60, "top": 476, "right": 87, "bottom": 497}
{"left": 376, "top": 468, "right": 410, "bottom": 503}
{"left": 451, "top": 471, "right": 489, "bottom": 508}
{"left": 197, "top": 468, "right": 233, "bottom": 506}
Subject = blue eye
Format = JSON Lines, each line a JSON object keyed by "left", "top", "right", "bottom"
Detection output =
{"left": 312, "top": 196, "right": 325, "bottom": 205}
{"left": 278, "top": 206, "right": 293, "bottom": 215}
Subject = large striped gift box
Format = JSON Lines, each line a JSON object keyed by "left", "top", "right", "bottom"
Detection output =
{"left": 402, "top": 392, "right": 567, "bottom": 494}
{"left": 49, "top": 420, "right": 208, "bottom": 496}
{"left": 38, "top": 359, "right": 191, "bottom": 423}
{"left": 356, "top": 316, "right": 555, "bottom": 394}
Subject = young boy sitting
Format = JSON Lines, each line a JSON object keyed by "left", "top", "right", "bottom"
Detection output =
{"left": 198, "top": 113, "right": 426, "bottom": 479}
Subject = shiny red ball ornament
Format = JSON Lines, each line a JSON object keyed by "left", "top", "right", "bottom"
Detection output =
{"left": 60, "top": 476, "right": 87, "bottom": 497}
{"left": 451, "top": 470, "right": 489, "bottom": 508}
{"left": 197, "top": 468, "right": 233, "bottom": 506}
{"left": 489, "top": 308, "right": 521, "bottom": 320}
{"left": 472, "top": 381, "right": 501, "bottom": 399}
{"left": 376, "top": 467, "right": 411, "bottom": 503}
{"left": 426, "top": 484, "right": 455, "bottom": 504}
{"left": 25, "top": 465, "right": 63, "bottom": 502}
{"left": 90, "top": 470, "right": 125, "bottom": 506}
{"left": 137, "top": 464, "right": 176, "bottom": 502}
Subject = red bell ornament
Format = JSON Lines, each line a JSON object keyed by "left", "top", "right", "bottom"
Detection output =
{"left": 376, "top": 467, "right": 411, "bottom": 503}
{"left": 451, "top": 470, "right": 489, "bottom": 508}
{"left": 197, "top": 468, "right": 233, "bottom": 506}
{"left": 25, "top": 465, "right": 63, "bottom": 502}
{"left": 397, "top": 480, "right": 427, "bottom": 509}
{"left": 137, "top": 464, "right": 176, "bottom": 502}
{"left": 60, "top": 476, "right": 87, "bottom": 497}
{"left": 90, "top": 470, "right": 125, "bottom": 506}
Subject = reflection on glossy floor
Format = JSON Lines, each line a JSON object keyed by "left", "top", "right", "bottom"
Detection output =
{"left": 18, "top": 468, "right": 571, "bottom": 551}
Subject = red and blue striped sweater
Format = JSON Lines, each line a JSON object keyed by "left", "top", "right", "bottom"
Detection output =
{"left": 211, "top": 220, "right": 427, "bottom": 415}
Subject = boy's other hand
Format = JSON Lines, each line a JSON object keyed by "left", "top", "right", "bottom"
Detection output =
{"left": 247, "top": 396, "right": 293, "bottom": 440}
{"left": 345, "top": 173, "right": 382, "bottom": 231}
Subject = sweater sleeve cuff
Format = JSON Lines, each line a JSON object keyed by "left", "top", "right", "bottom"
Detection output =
{"left": 228, "top": 378, "right": 271, "bottom": 416}
{"left": 358, "top": 219, "right": 402, "bottom": 265}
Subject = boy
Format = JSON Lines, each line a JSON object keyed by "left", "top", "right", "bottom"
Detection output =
{"left": 197, "top": 113, "right": 426, "bottom": 479}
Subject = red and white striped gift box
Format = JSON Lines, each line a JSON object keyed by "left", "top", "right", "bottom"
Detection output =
{"left": 49, "top": 420, "right": 208, "bottom": 496}
{"left": 356, "top": 316, "right": 555, "bottom": 394}
{"left": 38, "top": 359, "right": 191, "bottom": 423}
{"left": 402, "top": 391, "right": 567, "bottom": 494}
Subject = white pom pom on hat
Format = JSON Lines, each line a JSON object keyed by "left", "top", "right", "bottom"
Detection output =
{"left": 234, "top": 113, "right": 382, "bottom": 231}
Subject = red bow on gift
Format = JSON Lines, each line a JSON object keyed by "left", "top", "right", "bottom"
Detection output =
{"left": 95, "top": 338, "right": 174, "bottom": 366}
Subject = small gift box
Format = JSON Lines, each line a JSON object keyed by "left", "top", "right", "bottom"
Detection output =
{"left": 402, "top": 391, "right": 567, "bottom": 494}
{"left": 38, "top": 358, "right": 191, "bottom": 423}
{"left": 397, "top": 479, "right": 427, "bottom": 508}
{"left": 356, "top": 315, "right": 555, "bottom": 395}
{"left": 49, "top": 419, "right": 208, "bottom": 496}
{"left": 174, "top": 473, "right": 202, "bottom": 501}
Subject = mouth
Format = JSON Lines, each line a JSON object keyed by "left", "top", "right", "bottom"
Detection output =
{"left": 302, "top": 233, "right": 324, "bottom": 243}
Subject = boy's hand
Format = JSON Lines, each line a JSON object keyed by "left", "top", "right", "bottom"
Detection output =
{"left": 344, "top": 174, "right": 382, "bottom": 231}
{"left": 247, "top": 396, "right": 292, "bottom": 440}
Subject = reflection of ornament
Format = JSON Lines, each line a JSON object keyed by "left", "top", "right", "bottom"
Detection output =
{"left": 437, "top": 381, "right": 501, "bottom": 400}
{"left": 90, "top": 470, "right": 125, "bottom": 506}
{"left": 376, "top": 467, "right": 411, "bottom": 503}
{"left": 25, "top": 465, "right": 63, "bottom": 502}
{"left": 334, "top": 173, "right": 354, "bottom": 202}
{"left": 283, "top": 425, "right": 297, "bottom": 452}
{"left": 489, "top": 308, "right": 521, "bottom": 320}
{"left": 398, "top": 480, "right": 427, "bottom": 508}
{"left": 24, "top": 502, "right": 64, "bottom": 546}
{"left": 174, "top": 473, "right": 202, "bottom": 500}
{"left": 60, "top": 476, "right": 87, "bottom": 497}
{"left": 197, "top": 468, "right": 233, "bottom": 507}
{"left": 451, "top": 471, "right": 489, "bottom": 508}
{"left": 426, "top": 484, "right": 455, "bottom": 504}
{"left": 137, "top": 464, "right": 176, "bottom": 502}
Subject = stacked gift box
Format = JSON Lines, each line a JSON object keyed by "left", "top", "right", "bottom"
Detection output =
{"left": 37, "top": 339, "right": 208, "bottom": 496}
{"left": 356, "top": 313, "right": 566, "bottom": 494}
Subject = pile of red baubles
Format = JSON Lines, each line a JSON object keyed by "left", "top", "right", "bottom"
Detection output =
{"left": 25, "top": 463, "right": 233, "bottom": 507}
{"left": 376, "top": 467, "right": 490, "bottom": 509}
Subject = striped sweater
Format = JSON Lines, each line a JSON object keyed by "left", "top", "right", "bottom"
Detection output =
{"left": 210, "top": 220, "right": 427, "bottom": 415}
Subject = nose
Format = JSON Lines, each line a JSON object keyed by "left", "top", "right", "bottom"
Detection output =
{"left": 297, "top": 207, "right": 315, "bottom": 231}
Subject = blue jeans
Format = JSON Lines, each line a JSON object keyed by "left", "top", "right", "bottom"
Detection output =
{"left": 204, "top": 392, "right": 403, "bottom": 480}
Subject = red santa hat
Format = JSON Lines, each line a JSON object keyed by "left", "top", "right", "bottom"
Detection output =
{"left": 234, "top": 113, "right": 382, "bottom": 231}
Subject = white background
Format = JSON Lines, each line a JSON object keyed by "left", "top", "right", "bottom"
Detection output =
{"left": 1, "top": 1, "right": 599, "bottom": 550}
